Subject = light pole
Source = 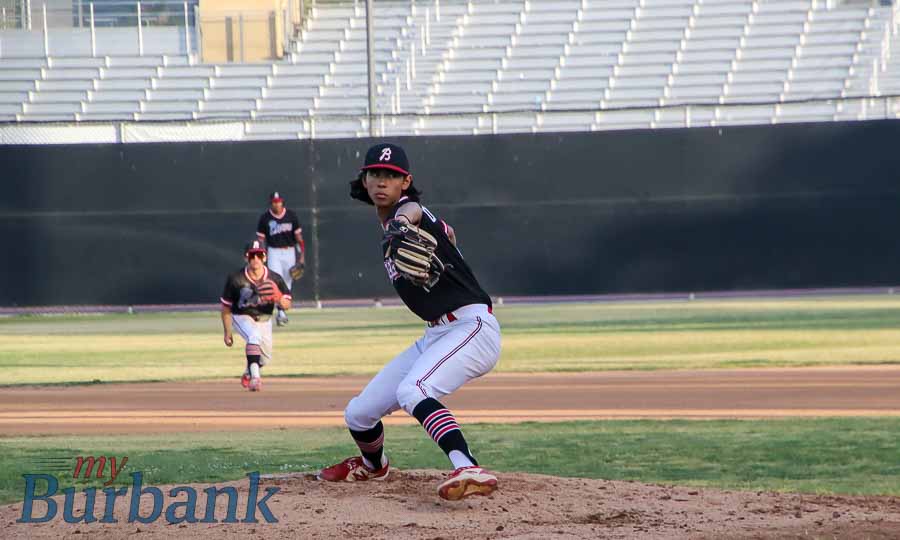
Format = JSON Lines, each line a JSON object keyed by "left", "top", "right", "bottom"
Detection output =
{"left": 365, "top": 0, "right": 376, "bottom": 136}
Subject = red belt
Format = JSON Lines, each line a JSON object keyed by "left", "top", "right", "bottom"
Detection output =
{"left": 428, "top": 306, "right": 492, "bottom": 327}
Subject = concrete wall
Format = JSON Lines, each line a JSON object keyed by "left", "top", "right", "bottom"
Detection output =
{"left": 199, "top": 0, "right": 285, "bottom": 62}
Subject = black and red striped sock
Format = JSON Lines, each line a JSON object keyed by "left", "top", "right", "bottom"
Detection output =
{"left": 412, "top": 398, "right": 477, "bottom": 467}
{"left": 350, "top": 421, "right": 385, "bottom": 470}
{"left": 246, "top": 344, "right": 261, "bottom": 377}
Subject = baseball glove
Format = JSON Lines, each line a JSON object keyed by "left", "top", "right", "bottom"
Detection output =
{"left": 383, "top": 219, "right": 445, "bottom": 290}
{"left": 256, "top": 280, "right": 284, "bottom": 305}
{"left": 289, "top": 263, "right": 305, "bottom": 280}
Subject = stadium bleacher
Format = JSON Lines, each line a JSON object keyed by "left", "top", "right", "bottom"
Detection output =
{"left": 0, "top": 0, "right": 896, "bottom": 139}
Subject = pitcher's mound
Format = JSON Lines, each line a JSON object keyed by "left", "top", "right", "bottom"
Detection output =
{"left": 2, "top": 470, "right": 898, "bottom": 539}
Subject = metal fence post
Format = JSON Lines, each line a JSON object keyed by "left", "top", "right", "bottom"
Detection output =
{"left": 365, "top": 0, "right": 375, "bottom": 134}
{"left": 26, "top": 0, "right": 32, "bottom": 30}
{"left": 136, "top": 1, "right": 144, "bottom": 56}
{"left": 420, "top": 22, "right": 425, "bottom": 55}
{"left": 893, "top": 3, "right": 896, "bottom": 36}
{"left": 90, "top": 2, "right": 95, "bottom": 57}
{"left": 283, "top": 8, "right": 289, "bottom": 55}
{"left": 871, "top": 58, "right": 879, "bottom": 96}
{"left": 183, "top": 1, "right": 191, "bottom": 56}
{"left": 193, "top": 5, "right": 202, "bottom": 62}
{"left": 42, "top": 2, "right": 48, "bottom": 56}
{"left": 239, "top": 13, "right": 245, "bottom": 62}
{"left": 225, "top": 16, "right": 234, "bottom": 61}
{"left": 405, "top": 57, "right": 411, "bottom": 90}
{"left": 268, "top": 10, "right": 277, "bottom": 58}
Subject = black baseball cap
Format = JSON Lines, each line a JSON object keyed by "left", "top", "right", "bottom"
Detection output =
{"left": 245, "top": 239, "right": 266, "bottom": 255}
{"left": 361, "top": 143, "right": 410, "bottom": 176}
{"left": 269, "top": 191, "right": 284, "bottom": 202}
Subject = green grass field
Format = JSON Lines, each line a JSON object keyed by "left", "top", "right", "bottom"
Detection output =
{"left": 3, "top": 297, "right": 899, "bottom": 504}
{"left": 1, "top": 418, "right": 898, "bottom": 505}
{"left": 3, "top": 296, "right": 900, "bottom": 384}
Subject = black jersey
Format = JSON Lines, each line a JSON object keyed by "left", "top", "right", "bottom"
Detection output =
{"left": 382, "top": 197, "right": 491, "bottom": 322}
{"left": 257, "top": 209, "right": 301, "bottom": 248}
{"left": 220, "top": 266, "right": 291, "bottom": 319}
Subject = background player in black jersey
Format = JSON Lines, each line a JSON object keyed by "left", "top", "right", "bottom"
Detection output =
{"left": 318, "top": 143, "right": 502, "bottom": 501}
{"left": 256, "top": 192, "right": 305, "bottom": 326}
{"left": 220, "top": 240, "right": 292, "bottom": 392}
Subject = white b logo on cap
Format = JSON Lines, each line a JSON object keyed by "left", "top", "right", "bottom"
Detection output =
{"left": 379, "top": 148, "right": 392, "bottom": 162}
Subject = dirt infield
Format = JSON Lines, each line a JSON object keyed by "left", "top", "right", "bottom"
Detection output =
{"left": 2, "top": 470, "right": 899, "bottom": 539}
{"left": 3, "top": 367, "right": 900, "bottom": 538}
{"left": 1, "top": 366, "right": 899, "bottom": 435}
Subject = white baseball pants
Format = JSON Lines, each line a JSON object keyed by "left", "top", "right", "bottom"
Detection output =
{"left": 344, "top": 304, "right": 501, "bottom": 431}
{"left": 266, "top": 247, "right": 295, "bottom": 291}
{"left": 232, "top": 314, "right": 273, "bottom": 366}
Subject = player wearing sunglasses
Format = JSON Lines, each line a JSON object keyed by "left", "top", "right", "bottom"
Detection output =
{"left": 219, "top": 239, "right": 292, "bottom": 391}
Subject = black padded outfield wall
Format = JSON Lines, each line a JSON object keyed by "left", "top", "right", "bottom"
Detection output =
{"left": 3, "top": 120, "right": 900, "bottom": 306}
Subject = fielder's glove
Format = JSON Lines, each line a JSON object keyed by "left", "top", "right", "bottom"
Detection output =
{"left": 383, "top": 219, "right": 445, "bottom": 290}
{"left": 256, "top": 280, "right": 284, "bottom": 305}
{"left": 289, "top": 262, "right": 305, "bottom": 280}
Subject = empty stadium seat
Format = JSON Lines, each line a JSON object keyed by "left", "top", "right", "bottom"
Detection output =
{"left": 82, "top": 101, "right": 140, "bottom": 114}
{"left": 0, "top": 0, "right": 890, "bottom": 136}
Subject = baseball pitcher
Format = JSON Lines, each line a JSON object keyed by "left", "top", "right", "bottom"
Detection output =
{"left": 317, "top": 143, "right": 501, "bottom": 501}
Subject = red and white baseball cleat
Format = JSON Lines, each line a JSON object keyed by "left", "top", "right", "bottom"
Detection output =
{"left": 317, "top": 456, "right": 390, "bottom": 482}
{"left": 437, "top": 466, "right": 498, "bottom": 501}
{"left": 241, "top": 373, "right": 251, "bottom": 389}
{"left": 248, "top": 377, "right": 262, "bottom": 392}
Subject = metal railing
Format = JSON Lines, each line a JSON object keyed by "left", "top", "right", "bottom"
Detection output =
{"left": 0, "top": 1, "right": 298, "bottom": 61}
{"left": 295, "top": 94, "right": 900, "bottom": 138}
{"left": 0, "top": 0, "right": 197, "bottom": 30}
{"left": 871, "top": 1, "right": 900, "bottom": 95}
{"left": 1, "top": 94, "right": 899, "bottom": 144}
{"left": 0, "top": 1, "right": 199, "bottom": 57}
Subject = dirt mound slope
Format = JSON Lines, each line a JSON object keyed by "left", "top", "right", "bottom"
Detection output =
{"left": 3, "top": 470, "right": 898, "bottom": 539}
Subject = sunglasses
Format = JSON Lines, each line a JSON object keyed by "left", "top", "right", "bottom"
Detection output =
{"left": 247, "top": 252, "right": 265, "bottom": 260}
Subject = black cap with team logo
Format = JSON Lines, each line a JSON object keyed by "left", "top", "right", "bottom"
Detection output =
{"left": 361, "top": 143, "right": 410, "bottom": 176}
{"left": 269, "top": 191, "right": 284, "bottom": 202}
{"left": 244, "top": 239, "right": 266, "bottom": 255}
